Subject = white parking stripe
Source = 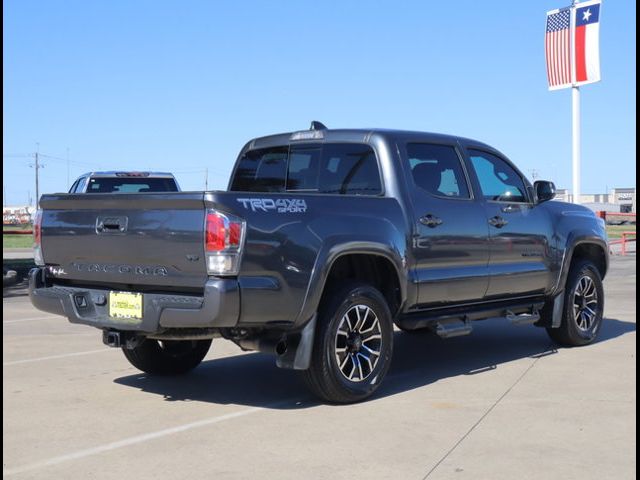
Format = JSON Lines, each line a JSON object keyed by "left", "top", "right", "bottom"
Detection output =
{"left": 3, "top": 349, "right": 113, "bottom": 366}
{"left": 3, "top": 315, "right": 61, "bottom": 324}
{"left": 2, "top": 406, "right": 269, "bottom": 476}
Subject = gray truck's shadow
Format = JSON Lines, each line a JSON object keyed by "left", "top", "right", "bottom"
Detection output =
{"left": 113, "top": 317, "right": 635, "bottom": 409}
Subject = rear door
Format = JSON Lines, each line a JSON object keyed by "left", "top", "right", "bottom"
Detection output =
{"left": 464, "top": 148, "right": 555, "bottom": 298}
{"left": 402, "top": 142, "right": 490, "bottom": 306}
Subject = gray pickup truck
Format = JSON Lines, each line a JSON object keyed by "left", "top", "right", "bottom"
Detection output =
{"left": 29, "top": 123, "right": 608, "bottom": 403}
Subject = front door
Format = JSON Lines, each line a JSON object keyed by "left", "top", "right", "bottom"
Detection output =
{"left": 465, "top": 148, "right": 555, "bottom": 298}
{"left": 403, "top": 142, "right": 490, "bottom": 306}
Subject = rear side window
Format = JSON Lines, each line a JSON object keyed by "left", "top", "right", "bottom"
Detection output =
{"left": 407, "top": 143, "right": 470, "bottom": 198}
{"left": 230, "top": 147, "right": 289, "bottom": 192}
{"left": 230, "top": 143, "right": 382, "bottom": 195}
{"left": 85, "top": 177, "right": 179, "bottom": 193}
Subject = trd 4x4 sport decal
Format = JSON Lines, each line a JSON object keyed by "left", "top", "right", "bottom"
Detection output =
{"left": 237, "top": 198, "right": 307, "bottom": 213}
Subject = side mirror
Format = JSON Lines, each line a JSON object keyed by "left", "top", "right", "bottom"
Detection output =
{"left": 534, "top": 180, "right": 556, "bottom": 203}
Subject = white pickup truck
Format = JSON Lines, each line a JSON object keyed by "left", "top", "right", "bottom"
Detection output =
{"left": 68, "top": 171, "right": 180, "bottom": 193}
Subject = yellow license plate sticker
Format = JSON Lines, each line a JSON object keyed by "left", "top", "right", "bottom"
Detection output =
{"left": 109, "top": 291, "right": 143, "bottom": 320}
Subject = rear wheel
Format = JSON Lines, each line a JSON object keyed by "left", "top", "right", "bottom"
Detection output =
{"left": 301, "top": 282, "right": 394, "bottom": 403}
{"left": 122, "top": 339, "right": 212, "bottom": 374}
{"left": 546, "top": 259, "right": 604, "bottom": 347}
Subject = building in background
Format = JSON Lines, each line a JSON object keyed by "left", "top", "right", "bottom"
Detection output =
{"left": 555, "top": 187, "right": 636, "bottom": 213}
{"left": 3, "top": 205, "right": 35, "bottom": 225}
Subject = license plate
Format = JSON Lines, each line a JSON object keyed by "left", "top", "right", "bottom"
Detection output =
{"left": 109, "top": 291, "right": 143, "bottom": 320}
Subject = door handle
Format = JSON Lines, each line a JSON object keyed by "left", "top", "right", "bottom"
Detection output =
{"left": 500, "top": 204, "right": 521, "bottom": 213}
{"left": 488, "top": 216, "right": 508, "bottom": 228}
{"left": 96, "top": 216, "right": 128, "bottom": 234}
{"left": 420, "top": 214, "right": 443, "bottom": 228}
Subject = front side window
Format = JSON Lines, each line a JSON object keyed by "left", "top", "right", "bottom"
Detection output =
{"left": 69, "top": 179, "right": 80, "bottom": 193}
{"left": 467, "top": 149, "right": 528, "bottom": 203}
{"left": 406, "top": 143, "right": 470, "bottom": 198}
{"left": 75, "top": 177, "right": 88, "bottom": 193}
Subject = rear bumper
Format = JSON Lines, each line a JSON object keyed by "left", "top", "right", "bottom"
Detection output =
{"left": 28, "top": 268, "right": 240, "bottom": 333}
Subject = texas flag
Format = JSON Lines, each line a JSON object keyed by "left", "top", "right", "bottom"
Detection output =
{"left": 573, "top": 0, "right": 601, "bottom": 86}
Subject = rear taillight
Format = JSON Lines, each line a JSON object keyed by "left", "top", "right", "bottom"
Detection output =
{"left": 204, "top": 210, "right": 245, "bottom": 275}
{"left": 33, "top": 209, "right": 44, "bottom": 266}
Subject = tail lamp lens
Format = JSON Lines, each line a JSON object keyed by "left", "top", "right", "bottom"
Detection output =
{"left": 206, "top": 212, "right": 226, "bottom": 252}
{"left": 33, "top": 209, "right": 44, "bottom": 266}
{"left": 204, "top": 210, "right": 244, "bottom": 275}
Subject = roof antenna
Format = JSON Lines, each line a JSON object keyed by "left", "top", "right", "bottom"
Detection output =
{"left": 310, "top": 121, "right": 328, "bottom": 131}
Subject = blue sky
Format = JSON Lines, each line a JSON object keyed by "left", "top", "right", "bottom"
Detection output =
{"left": 3, "top": 0, "right": 636, "bottom": 205}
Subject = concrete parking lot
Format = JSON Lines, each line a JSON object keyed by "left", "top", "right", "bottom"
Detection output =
{"left": 3, "top": 256, "right": 636, "bottom": 480}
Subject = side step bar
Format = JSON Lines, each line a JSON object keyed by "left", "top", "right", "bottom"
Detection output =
{"left": 396, "top": 298, "right": 545, "bottom": 334}
{"left": 506, "top": 310, "right": 540, "bottom": 326}
{"left": 431, "top": 318, "right": 473, "bottom": 339}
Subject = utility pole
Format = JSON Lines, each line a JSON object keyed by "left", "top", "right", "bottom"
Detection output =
{"left": 35, "top": 143, "right": 40, "bottom": 207}
{"left": 205, "top": 168, "right": 209, "bottom": 190}
{"left": 29, "top": 143, "right": 47, "bottom": 207}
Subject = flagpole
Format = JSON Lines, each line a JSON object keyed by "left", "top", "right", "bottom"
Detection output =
{"left": 572, "top": 85, "right": 580, "bottom": 204}
{"left": 571, "top": 0, "right": 581, "bottom": 204}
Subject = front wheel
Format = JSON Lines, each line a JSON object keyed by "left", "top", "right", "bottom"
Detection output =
{"left": 301, "top": 282, "right": 394, "bottom": 403}
{"left": 546, "top": 259, "right": 604, "bottom": 347}
{"left": 122, "top": 339, "right": 212, "bottom": 374}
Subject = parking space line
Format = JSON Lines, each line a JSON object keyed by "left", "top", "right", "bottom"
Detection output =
{"left": 421, "top": 346, "right": 550, "bottom": 479}
{"left": 3, "top": 316, "right": 61, "bottom": 324}
{"left": 3, "top": 349, "right": 113, "bottom": 366}
{"left": 2, "top": 405, "right": 271, "bottom": 476}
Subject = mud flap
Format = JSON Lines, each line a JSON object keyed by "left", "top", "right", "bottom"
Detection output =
{"left": 535, "top": 291, "right": 565, "bottom": 328}
{"left": 276, "top": 314, "right": 317, "bottom": 370}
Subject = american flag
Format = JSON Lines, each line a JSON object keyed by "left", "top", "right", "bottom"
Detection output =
{"left": 545, "top": 9, "right": 571, "bottom": 90}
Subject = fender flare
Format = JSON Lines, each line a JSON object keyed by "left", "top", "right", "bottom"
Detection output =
{"left": 295, "top": 240, "right": 407, "bottom": 327}
{"left": 278, "top": 241, "right": 406, "bottom": 371}
{"left": 551, "top": 234, "right": 609, "bottom": 297}
{"left": 541, "top": 235, "right": 608, "bottom": 330}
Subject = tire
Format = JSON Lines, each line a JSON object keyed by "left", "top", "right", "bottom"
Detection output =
{"left": 122, "top": 339, "right": 212, "bottom": 375}
{"left": 546, "top": 259, "right": 604, "bottom": 347}
{"left": 301, "top": 282, "right": 394, "bottom": 403}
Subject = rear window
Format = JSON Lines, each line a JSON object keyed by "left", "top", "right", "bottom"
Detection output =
{"left": 229, "top": 147, "right": 288, "bottom": 193}
{"left": 85, "top": 177, "right": 179, "bottom": 193}
{"left": 230, "top": 143, "right": 382, "bottom": 195}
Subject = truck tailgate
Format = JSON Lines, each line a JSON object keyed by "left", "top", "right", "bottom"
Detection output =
{"left": 40, "top": 193, "right": 208, "bottom": 289}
